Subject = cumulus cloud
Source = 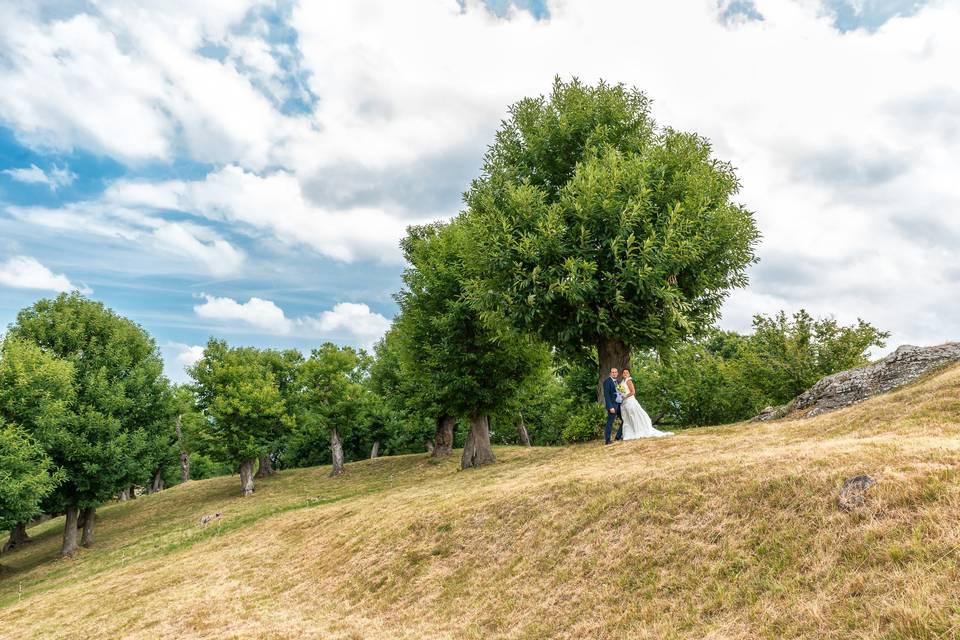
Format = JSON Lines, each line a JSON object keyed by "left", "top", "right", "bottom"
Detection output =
{"left": 2, "top": 164, "right": 76, "bottom": 190}
{"left": 298, "top": 302, "right": 393, "bottom": 348}
{"left": 194, "top": 294, "right": 294, "bottom": 334}
{"left": 0, "top": 255, "right": 89, "bottom": 293}
{"left": 193, "top": 294, "right": 391, "bottom": 346}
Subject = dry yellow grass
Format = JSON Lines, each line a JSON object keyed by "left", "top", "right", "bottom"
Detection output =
{"left": 3, "top": 365, "right": 960, "bottom": 639}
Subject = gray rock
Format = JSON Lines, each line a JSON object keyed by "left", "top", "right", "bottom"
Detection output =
{"left": 752, "top": 401, "right": 794, "bottom": 422}
{"left": 790, "top": 342, "right": 960, "bottom": 418}
{"left": 838, "top": 475, "right": 877, "bottom": 511}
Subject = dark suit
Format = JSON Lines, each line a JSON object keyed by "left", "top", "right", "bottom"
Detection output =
{"left": 602, "top": 377, "right": 622, "bottom": 444}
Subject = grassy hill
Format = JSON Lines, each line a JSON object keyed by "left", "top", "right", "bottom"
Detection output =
{"left": 2, "top": 366, "right": 960, "bottom": 639}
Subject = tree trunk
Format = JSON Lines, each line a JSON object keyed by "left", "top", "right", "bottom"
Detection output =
{"left": 176, "top": 414, "right": 190, "bottom": 483}
{"left": 370, "top": 440, "right": 381, "bottom": 459}
{"left": 128, "top": 484, "right": 137, "bottom": 499}
{"left": 80, "top": 507, "right": 96, "bottom": 548}
{"left": 461, "top": 414, "right": 496, "bottom": 470}
{"left": 2, "top": 522, "right": 30, "bottom": 553}
{"left": 149, "top": 469, "right": 164, "bottom": 493}
{"left": 239, "top": 459, "right": 256, "bottom": 496}
{"left": 517, "top": 411, "right": 531, "bottom": 447}
{"left": 118, "top": 487, "right": 130, "bottom": 501}
{"left": 425, "top": 440, "right": 435, "bottom": 455}
{"left": 597, "top": 337, "right": 631, "bottom": 402}
{"left": 255, "top": 454, "right": 274, "bottom": 479}
{"left": 61, "top": 506, "right": 80, "bottom": 557}
{"left": 433, "top": 415, "right": 456, "bottom": 457}
{"left": 330, "top": 428, "right": 345, "bottom": 477}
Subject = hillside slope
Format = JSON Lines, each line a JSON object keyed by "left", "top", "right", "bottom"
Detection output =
{"left": 3, "top": 366, "right": 960, "bottom": 639}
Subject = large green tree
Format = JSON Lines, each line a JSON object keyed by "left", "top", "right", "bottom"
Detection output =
{"left": 5, "top": 294, "right": 171, "bottom": 556}
{"left": 189, "top": 340, "right": 295, "bottom": 496}
{"left": 397, "top": 221, "right": 547, "bottom": 469}
{"left": 464, "top": 77, "right": 760, "bottom": 393}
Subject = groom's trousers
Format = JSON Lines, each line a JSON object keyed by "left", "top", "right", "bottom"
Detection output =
{"left": 605, "top": 403, "right": 623, "bottom": 443}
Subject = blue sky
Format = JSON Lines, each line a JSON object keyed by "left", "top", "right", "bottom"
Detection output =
{"left": 1, "top": 0, "right": 957, "bottom": 382}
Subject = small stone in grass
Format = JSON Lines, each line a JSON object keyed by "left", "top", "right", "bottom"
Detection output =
{"left": 838, "top": 475, "right": 876, "bottom": 511}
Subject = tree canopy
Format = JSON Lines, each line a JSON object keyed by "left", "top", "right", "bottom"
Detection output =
{"left": 463, "top": 77, "right": 760, "bottom": 385}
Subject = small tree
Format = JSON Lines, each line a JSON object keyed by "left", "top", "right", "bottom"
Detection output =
{"left": 397, "top": 221, "right": 547, "bottom": 469}
{"left": 464, "top": 77, "right": 760, "bottom": 395}
{"left": 6, "top": 294, "right": 170, "bottom": 555}
{"left": 297, "top": 343, "right": 365, "bottom": 477}
{"left": 189, "top": 340, "right": 294, "bottom": 496}
{"left": 0, "top": 424, "right": 63, "bottom": 554}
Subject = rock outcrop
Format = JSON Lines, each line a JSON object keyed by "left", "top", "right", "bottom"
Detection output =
{"left": 755, "top": 342, "right": 960, "bottom": 421}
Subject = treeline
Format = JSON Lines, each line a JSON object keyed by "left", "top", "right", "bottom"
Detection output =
{"left": 1, "top": 78, "right": 884, "bottom": 561}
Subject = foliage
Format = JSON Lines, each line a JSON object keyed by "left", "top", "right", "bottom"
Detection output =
{"left": 633, "top": 312, "right": 890, "bottom": 427}
{"left": 0, "top": 423, "right": 63, "bottom": 531}
{"left": 743, "top": 309, "right": 889, "bottom": 404}
{"left": 286, "top": 343, "right": 366, "bottom": 468}
{"left": 189, "top": 340, "right": 295, "bottom": 468}
{"left": 5, "top": 293, "right": 172, "bottom": 511}
{"left": 396, "top": 220, "right": 547, "bottom": 421}
{"left": 632, "top": 331, "right": 760, "bottom": 427}
{"left": 464, "top": 77, "right": 760, "bottom": 364}
{"left": 559, "top": 402, "right": 606, "bottom": 444}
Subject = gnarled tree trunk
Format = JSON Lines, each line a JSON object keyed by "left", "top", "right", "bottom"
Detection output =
{"left": 239, "top": 459, "right": 256, "bottom": 496}
{"left": 61, "top": 506, "right": 80, "bottom": 557}
{"left": 433, "top": 415, "right": 456, "bottom": 457}
{"left": 3, "top": 522, "right": 31, "bottom": 553}
{"left": 150, "top": 469, "right": 164, "bottom": 493}
{"left": 370, "top": 440, "right": 381, "bottom": 459}
{"left": 176, "top": 414, "right": 190, "bottom": 483}
{"left": 517, "top": 411, "right": 531, "bottom": 447}
{"left": 461, "top": 414, "right": 496, "bottom": 470}
{"left": 255, "top": 454, "right": 274, "bottom": 479}
{"left": 80, "top": 507, "right": 96, "bottom": 548}
{"left": 597, "top": 337, "right": 631, "bottom": 402}
{"left": 330, "top": 428, "right": 345, "bottom": 476}
{"left": 118, "top": 487, "right": 131, "bottom": 501}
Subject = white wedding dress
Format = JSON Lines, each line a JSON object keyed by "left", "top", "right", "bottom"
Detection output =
{"left": 620, "top": 377, "right": 674, "bottom": 440}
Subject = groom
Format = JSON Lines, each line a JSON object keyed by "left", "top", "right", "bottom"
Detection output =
{"left": 603, "top": 367, "right": 623, "bottom": 444}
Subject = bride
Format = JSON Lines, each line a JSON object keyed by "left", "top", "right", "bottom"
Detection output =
{"left": 619, "top": 369, "right": 674, "bottom": 440}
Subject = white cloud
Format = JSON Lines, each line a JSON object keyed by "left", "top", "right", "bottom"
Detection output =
{"left": 194, "top": 294, "right": 293, "bottom": 334}
{"left": 2, "top": 164, "right": 76, "bottom": 190}
{"left": 161, "top": 342, "right": 206, "bottom": 384}
{"left": 7, "top": 199, "right": 246, "bottom": 278}
{"left": 193, "top": 294, "right": 391, "bottom": 346}
{"left": 298, "top": 302, "right": 392, "bottom": 348}
{"left": 151, "top": 222, "right": 245, "bottom": 278}
{"left": 0, "top": 255, "right": 89, "bottom": 294}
